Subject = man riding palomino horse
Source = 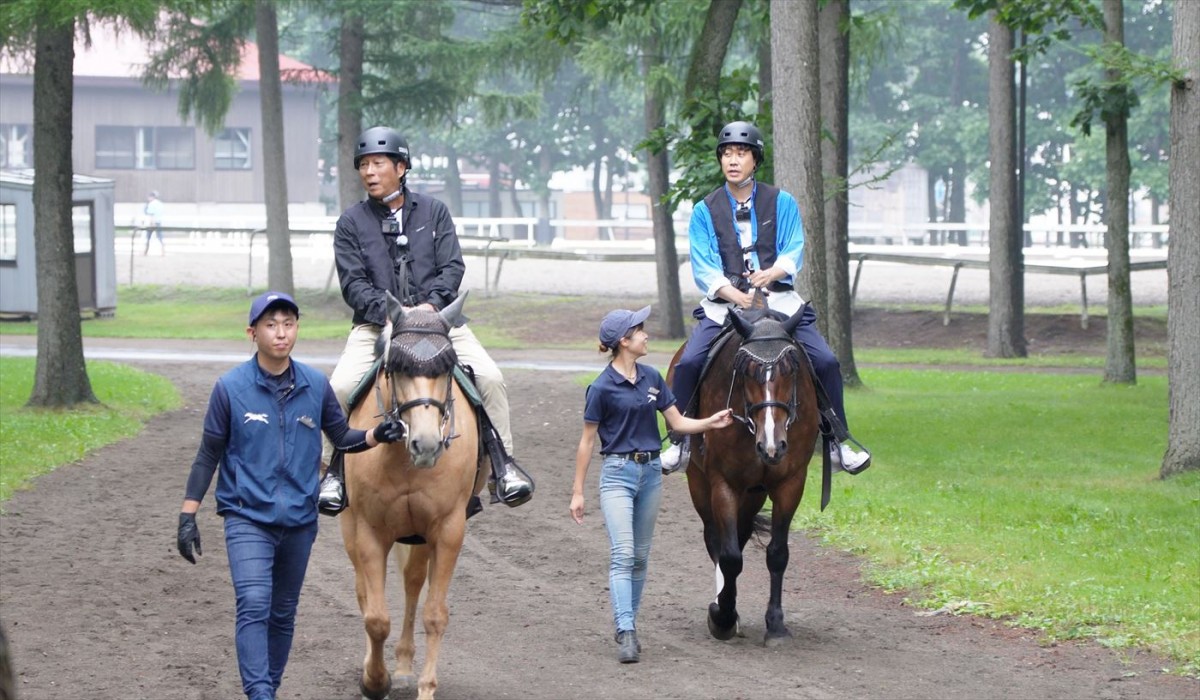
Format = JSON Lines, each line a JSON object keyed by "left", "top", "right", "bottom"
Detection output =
{"left": 319, "top": 126, "right": 534, "bottom": 514}
{"left": 660, "top": 120, "right": 871, "bottom": 474}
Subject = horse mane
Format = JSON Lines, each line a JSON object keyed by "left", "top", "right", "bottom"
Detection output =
{"left": 384, "top": 310, "right": 458, "bottom": 378}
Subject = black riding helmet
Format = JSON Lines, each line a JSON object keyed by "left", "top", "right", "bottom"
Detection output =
{"left": 716, "top": 121, "right": 765, "bottom": 166}
{"left": 354, "top": 126, "right": 411, "bottom": 169}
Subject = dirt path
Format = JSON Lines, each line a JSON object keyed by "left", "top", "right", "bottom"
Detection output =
{"left": 0, "top": 356, "right": 1195, "bottom": 700}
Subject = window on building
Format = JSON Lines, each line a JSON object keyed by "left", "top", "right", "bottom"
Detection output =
{"left": 95, "top": 126, "right": 195, "bottom": 170}
{"left": 0, "top": 124, "right": 32, "bottom": 169}
{"left": 155, "top": 127, "right": 195, "bottom": 169}
{"left": 214, "top": 128, "right": 252, "bottom": 170}
{"left": 0, "top": 204, "right": 16, "bottom": 262}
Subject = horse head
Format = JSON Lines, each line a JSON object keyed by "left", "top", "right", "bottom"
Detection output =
{"left": 375, "top": 291, "right": 466, "bottom": 468}
{"left": 727, "top": 304, "right": 806, "bottom": 465}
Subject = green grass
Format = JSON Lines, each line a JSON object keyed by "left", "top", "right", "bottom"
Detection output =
{"left": 882, "top": 301, "right": 1169, "bottom": 320}
{"left": 0, "top": 285, "right": 355, "bottom": 340}
{"left": 793, "top": 369, "right": 1200, "bottom": 674}
{"left": 0, "top": 357, "right": 181, "bottom": 503}
{"left": 853, "top": 347, "right": 1168, "bottom": 370}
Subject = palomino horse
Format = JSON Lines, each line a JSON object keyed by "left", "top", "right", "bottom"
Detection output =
{"left": 341, "top": 292, "right": 487, "bottom": 700}
{"left": 668, "top": 303, "right": 819, "bottom": 646}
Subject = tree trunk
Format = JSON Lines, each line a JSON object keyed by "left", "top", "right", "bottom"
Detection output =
{"left": 926, "top": 169, "right": 940, "bottom": 228}
{"left": 820, "top": 0, "right": 859, "bottom": 386}
{"left": 592, "top": 152, "right": 606, "bottom": 237}
{"left": 337, "top": 8, "right": 364, "bottom": 212}
{"left": 536, "top": 147, "right": 553, "bottom": 244}
{"left": 757, "top": 9, "right": 772, "bottom": 120}
{"left": 1103, "top": 0, "right": 1136, "bottom": 384}
{"left": 488, "top": 158, "right": 502, "bottom": 217}
{"left": 644, "top": 29, "right": 684, "bottom": 338}
{"left": 256, "top": 0, "right": 293, "bottom": 295}
{"left": 508, "top": 179, "right": 523, "bottom": 217}
{"left": 986, "top": 14, "right": 1025, "bottom": 358}
{"left": 950, "top": 160, "right": 967, "bottom": 233}
{"left": 772, "top": 0, "right": 826, "bottom": 325}
{"left": 445, "top": 142, "right": 463, "bottom": 217}
{"left": 28, "top": 13, "right": 97, "bottom": 408}
{"left": 684, "top": 0, "right": 744, "bottom": 105}
{"left": 1162, "top": 0, "right": 1200, "bottom": 477}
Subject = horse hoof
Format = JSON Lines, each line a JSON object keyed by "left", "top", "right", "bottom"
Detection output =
{"left": 392, "top": 671, "right": 416, "bottom": 694}
{"left": 359, "top": 675, "right": 392, "bottom": 700}
{"left": 707, "top": 607, "right": 739, "bottom": 641}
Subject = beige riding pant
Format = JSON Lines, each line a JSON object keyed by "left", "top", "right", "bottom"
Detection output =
{"left": 321, "top": 322, "right": 514, "bottom": 465}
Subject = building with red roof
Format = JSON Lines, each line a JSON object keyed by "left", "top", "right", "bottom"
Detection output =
{"left": 0, "top": 21, "right": 332, "bottom": 221}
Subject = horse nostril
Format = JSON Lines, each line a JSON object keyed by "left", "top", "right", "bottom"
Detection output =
{"left": 778, "top": 440, "right": 787, "bottom": 454}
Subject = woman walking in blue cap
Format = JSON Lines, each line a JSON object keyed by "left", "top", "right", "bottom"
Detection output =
{"left": 570, "top": 306, "right": 732, "bottom": 664}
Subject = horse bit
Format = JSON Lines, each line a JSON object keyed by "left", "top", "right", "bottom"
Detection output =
{"left": 724, "top": 336, "right": 801, "bottom": 436}
{"left": 373, "top": 325, "right": 459, "bottom": 450}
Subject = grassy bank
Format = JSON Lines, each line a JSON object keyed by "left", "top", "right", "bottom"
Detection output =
{"left": 795, "top": 368, "right": 1198, "bottom": 674}
{"left": 0, "top": 357, "right": 180, "bottom": 503}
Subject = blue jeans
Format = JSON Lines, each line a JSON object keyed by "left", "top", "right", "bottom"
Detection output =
{"left": 598, "top": 454, "right": 664, "bottom": 633}
{"left": 223, "top": 513, "right": 318, "bottom": 700}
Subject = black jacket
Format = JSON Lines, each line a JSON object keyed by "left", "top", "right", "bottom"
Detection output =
{"left": 333, "top": 188, "right": 465, "bottom": 326}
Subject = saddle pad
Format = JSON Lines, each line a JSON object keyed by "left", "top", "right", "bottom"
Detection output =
{"left": 346, "top": 357, "right": 483, "bottom": 413}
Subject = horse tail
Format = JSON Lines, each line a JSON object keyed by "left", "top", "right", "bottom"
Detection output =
{"left": 753, "top": 513, "right": 771, "bottom": 535}
{"left": 749, "top": 512, "right": 772, "bottom": 548}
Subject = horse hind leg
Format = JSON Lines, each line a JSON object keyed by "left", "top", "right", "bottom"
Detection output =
{"left": 391, "top": 544, "right": 429, "bottom": 694}
{"left": 415, "top": 524, "right": 467, "bottom": 700}
{"left": 763, "top": 487, "right": 804, "bottom": 646}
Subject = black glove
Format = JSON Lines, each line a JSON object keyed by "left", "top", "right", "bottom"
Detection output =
{"left": 177, "top": 512, "right": 201, "bottom": 564}
{"left": 372, "top": 419, "right": 405, "bottom": 444}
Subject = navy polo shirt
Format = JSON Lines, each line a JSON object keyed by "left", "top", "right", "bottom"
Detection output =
{"left": 584, "top": 362, "right": 677, "bottom": 455}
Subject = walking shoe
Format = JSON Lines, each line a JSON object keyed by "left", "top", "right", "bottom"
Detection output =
{"left": 615, "top": 630, "right": 640, "bottom": 663}
{"left": 831, "top": 442, "right": 872, "bottom": 474}
{"left": 491, "top": 457, "right": 534, "bottom": 507}
{"left": 317, "top": 472, "right": 347, "bottom": 516}
{"left": 660, "top": 436, "right": 690, "bottom": 475}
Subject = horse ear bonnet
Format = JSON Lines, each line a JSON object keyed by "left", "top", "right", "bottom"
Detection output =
{"left": 386, "top": 309, "right": 458, "bottom": 378}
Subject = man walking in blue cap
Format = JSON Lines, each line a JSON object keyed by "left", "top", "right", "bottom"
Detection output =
{"left": 175, "top": 291, "right": 404, "bottom": 700}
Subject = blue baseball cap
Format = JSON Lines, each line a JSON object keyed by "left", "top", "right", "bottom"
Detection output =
{"left": 598, "top": 306, "right": 651, "bottom": 350}
{"left": 248, "top": 291, "right": 300, "bottom": 326}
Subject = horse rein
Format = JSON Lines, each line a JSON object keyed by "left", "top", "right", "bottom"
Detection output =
{"left": 724, "top": 337, "right": 800, "bottom": 436}
{"left": 374, "top": 325, "right": 458, "bottom": 450}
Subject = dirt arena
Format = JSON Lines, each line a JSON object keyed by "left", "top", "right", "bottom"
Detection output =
{"left": 0, "top": 327, "right": 1195, "bottom": 699}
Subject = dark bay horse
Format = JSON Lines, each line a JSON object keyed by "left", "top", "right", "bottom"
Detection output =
{"left": 341, "top": 292, "right": 487, "bottom": 700}
{"left": 668, "top": 303, "right": 819, "bottom": 646}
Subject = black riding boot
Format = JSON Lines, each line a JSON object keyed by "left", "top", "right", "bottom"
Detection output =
{"left": 480, "top": 412, "right": 534, "bottom": 507}
{"left": 318, "top": 451, "right": 347, "bottom": 516}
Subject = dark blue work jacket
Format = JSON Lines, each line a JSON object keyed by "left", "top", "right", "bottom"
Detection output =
{"left": 210, "top": 358, "right": 329, "bottom": 528}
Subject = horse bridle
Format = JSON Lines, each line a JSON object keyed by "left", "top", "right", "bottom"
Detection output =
{"left": 725, "top": 336, "right": 801, "bottom": 437}
{"left": 374, "top": 325, "right": 458, "bottom": 450}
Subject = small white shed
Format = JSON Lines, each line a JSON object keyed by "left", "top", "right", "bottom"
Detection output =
{"left": 0, "top": 169, "right": 117, "bottom": 317}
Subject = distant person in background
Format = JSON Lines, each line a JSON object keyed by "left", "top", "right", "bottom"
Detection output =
{"left": 143, "top": 190, "right": 164, "bottom": 255}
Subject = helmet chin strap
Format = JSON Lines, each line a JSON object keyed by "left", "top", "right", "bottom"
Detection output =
{"left": 381, "top": 189, "right": 402, "bottom": 204}
{"left": 731, "top": 173, "right": 756, "bottom": 191}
